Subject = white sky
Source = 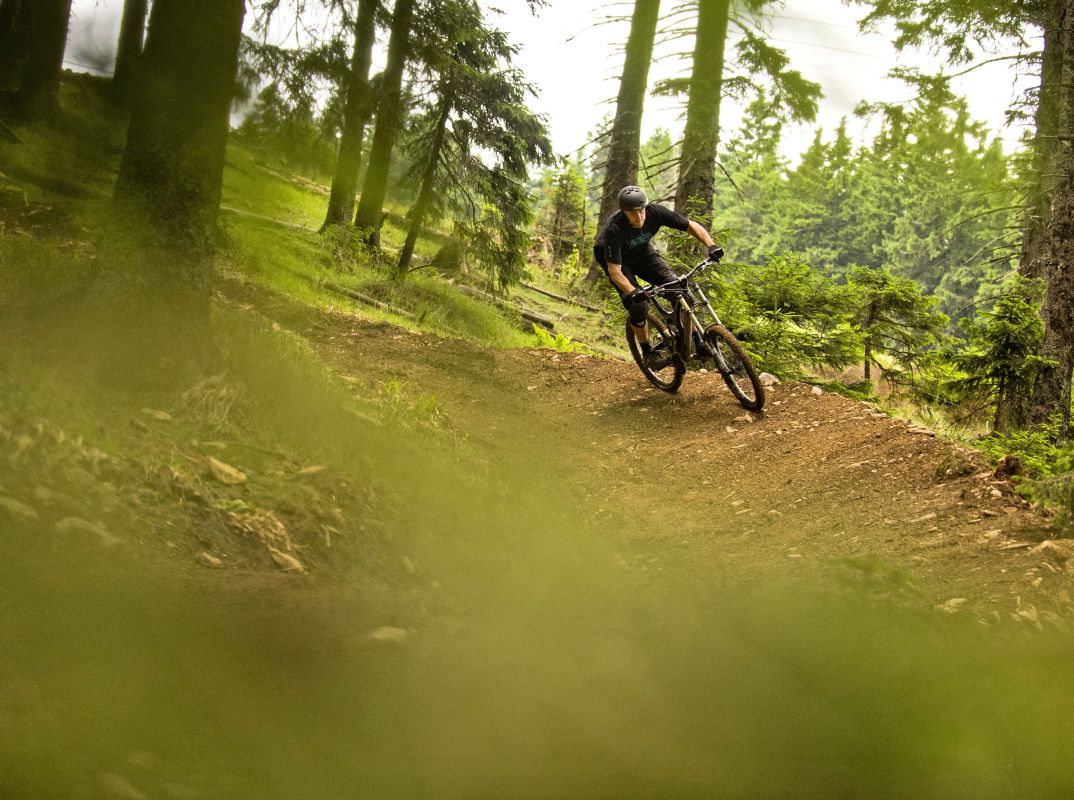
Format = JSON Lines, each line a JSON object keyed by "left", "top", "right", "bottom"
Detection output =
{"left": 484, "top": 0, "right": 1037, "bottom": 161}
{"left": 68, "top": 0, "right": 1038, "bottom": 163}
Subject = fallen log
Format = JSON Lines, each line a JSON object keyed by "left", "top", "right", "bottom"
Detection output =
{"left": 519, "top": 282, "right": 601, "bottom": 312}
{"left": 521, "top": 310, "right": 556, "bottom": 331}
{"left": 455, "top": 285, "right": 555, "bottom": 331}
{"left": 322, "top": 281, "right": 417, "bottom": 320}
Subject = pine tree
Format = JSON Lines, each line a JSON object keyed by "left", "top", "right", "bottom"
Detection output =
{"left": 846, "top": 265, "right": 948, "bottom": 384}
{"left": 638, "top": 128, "right": 677, "bottom": 203}
{"left": 652, "top": 0, "right": 820, "bottom": 242}
{"left": 0, "top": 0, "right": 22, "bottom": 95}
{"left": 112, "top": 0, "right": 246, "bottom": 341}
{"left": 543, "top": 161, "right": 588, "bottom": 267}
{"left": 848, "top": 0, "right": 1073, "bottom": 434}
{"left": 674, "top": 0, "right": 730, "bottom": 225}
{"left": 1027, "top": 0, "right": 1074, "bottom": 437}
{"left": 321, "top": 0, "right": 378, "bottom": 230}
{"left": 353, "top": 0, "right": 416, "bottom": 245}
{"left": 1020, "top": 0, "right": 1066, "bottom": 275}
{"left": 589, "top": 0, "right": 661, "bottom": 284}
{"left": 112, "top": 0, "right": 148, "bottom": 107}
{"left": 394, "top": 0, "right": 552, "bottom": 282}
{"left": 951, "top": 277, "right": 1046, "bottom": 433}
{"left": 710, "top": 93, "right": 789, "bottom": 263}
{"left": 0, "top": 0, "right": 73, "bottom": 122}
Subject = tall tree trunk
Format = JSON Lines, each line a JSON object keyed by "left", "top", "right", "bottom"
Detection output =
{"left": 585, "top": 0, "right": 661, "bottom": 283}
{"left": 321, "top": 0, "right": 377, "bottom": 231}
{"left": 111, "top": 0, "right": 149, "bottom": 108}
{"left": 354, "top": 0, "right": 416, "bottom": 246}
{"left": 674, "top": 0, "right": 730, "bottom": 225}
{"left": 396, "top": 90, "right": 453, "bottom": 275}
{"left": 112, "top": 0, "right": 245, "bottom": 353}
{"left": 1028, "top": 0, "right": 1074, "bottom": 439}
{"left": 1020, "top": 0, "right": 1067, "bottom": 278}
{"left": 0, "top": 0, "right": 73, "bottom": 122}
{"left": 0, "top": 0, "right": 22, "bottom": 95}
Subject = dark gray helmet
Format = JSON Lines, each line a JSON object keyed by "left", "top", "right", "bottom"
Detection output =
{"left": 618, "top": 185, "right": 648, "bottom": 212}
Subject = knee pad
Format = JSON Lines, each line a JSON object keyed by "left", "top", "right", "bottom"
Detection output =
{"left": 627, "top": 297, "right": 649, "bottom": 327}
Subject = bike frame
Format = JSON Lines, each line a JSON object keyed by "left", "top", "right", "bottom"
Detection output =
{"left": 643, "top": 258, "right": 729, "bottom": 366}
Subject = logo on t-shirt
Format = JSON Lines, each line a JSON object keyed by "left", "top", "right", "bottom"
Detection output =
{"left": 628, "top": 232, "right": 654, "bottom": 249}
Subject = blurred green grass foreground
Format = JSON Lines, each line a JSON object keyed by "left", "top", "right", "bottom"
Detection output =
{"left": 4, "top": 521, "right": 1074, "bottom": 800}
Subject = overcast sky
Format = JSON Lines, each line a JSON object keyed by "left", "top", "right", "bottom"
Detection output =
{"left": 67, "top": 0, "right": 1037, "bottom": 162}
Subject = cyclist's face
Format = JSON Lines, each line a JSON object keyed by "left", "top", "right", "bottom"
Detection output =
{"left": 625, "top": 207, "right": 646, "bottom": 228}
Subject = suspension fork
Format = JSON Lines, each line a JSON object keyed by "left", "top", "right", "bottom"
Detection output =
{"left": 686, "top": 286, "right": 733, "bottom": 370}
{"left": 675, "top": 296, "right": 695, "bottom": 357}
{"left": 693, "top": 285, "right": 724, "bottom": 328}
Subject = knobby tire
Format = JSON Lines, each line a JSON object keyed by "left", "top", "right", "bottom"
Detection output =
{"left": 626, "top": 313, "right": 685, "bottom": 393}
{"left": 703, "top": 324, "right": 765, "bottom": 411}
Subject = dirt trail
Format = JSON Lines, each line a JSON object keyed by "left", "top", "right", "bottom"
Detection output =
{"left": 269, "top": 293, "right": 1070, "bottom": 622}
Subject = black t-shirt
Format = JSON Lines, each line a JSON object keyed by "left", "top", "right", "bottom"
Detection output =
{"left": 594, "top": 203, "right": 689, "bottom": 267}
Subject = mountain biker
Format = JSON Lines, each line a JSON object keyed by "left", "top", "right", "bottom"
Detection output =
{"left": 593, "top": 186, "right": 723, "bottom": 368}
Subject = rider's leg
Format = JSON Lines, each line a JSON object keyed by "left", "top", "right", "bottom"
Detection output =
{"left": 635, "top": 252, "right": 702, "bottom": 354}
{"left": 605, "top": 259, "right": 651, "bottom": 350}
{"left": 631, "top": 319, "right": 649, "bottom": 346}
{"left": 623, "top": 285, "right": 651, "bottom": 350}
{"left": 633, "top": 251, "right": 679, "bottom": 287}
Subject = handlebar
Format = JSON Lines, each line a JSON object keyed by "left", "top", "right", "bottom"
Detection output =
{"left": 632, "top": 256, "right": 719, "bottom": 299}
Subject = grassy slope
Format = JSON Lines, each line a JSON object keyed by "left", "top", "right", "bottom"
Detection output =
{"left": 2, "top": 74, "right": 595, "bottom": 347}
{"left": 0, "top": 74, "right": 566, "bottom": 581}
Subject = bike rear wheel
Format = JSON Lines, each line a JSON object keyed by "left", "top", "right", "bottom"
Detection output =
{"left": 626, "top": 313, "right": 685, "bottom": 393}
{"left": 702, "top": 324, "right": 765, "bottom": 410}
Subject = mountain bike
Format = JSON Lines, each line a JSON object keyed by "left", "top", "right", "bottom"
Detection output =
{"left": 625, "top": 255, "right": 765, "bottom": 411}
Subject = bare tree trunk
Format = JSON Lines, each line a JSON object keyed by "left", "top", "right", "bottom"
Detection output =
{"left": 396, "top": 91, "right": 453, "bottom": 275}
{"left": 586, "top": 0, "right": 660, "bottom": 283}
{"left": 1020, "top": 0, "right": 1067, "bottom": 278}
{"left": 111, "top": 0, "right": 148, "bottom": 108}
{"left": 0, "top": 0, "right": 73, "bottom": 122}
{"left": 0, "top": 0, "right": 22, "bottom": 95}
{"left": 577, "top": 185, "right": 586, "bottom": 278}
{"left": 112, "top": 0, "right": 245, "bottom": 357}
{"left": 674, "top": 0, "right": 730, "bottom": 226}
{"left": 354, "top": 0, "right": 415, "bottom": 246}
{"left": 321, "top": 0, "right": 377, "bottom": 231}
{"left": 1028, "top": 0, "right": 1074, "bottom": 440}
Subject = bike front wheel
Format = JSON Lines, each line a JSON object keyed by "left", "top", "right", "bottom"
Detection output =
{"left": 626, "top": 313, "right": 685, "bottom": 393}
{"left": 701, "top": 324, "right": 765, "bottom": 411}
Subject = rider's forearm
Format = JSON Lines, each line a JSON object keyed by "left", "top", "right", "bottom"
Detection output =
{"left": 687, "top": 220, "right": 715, "bottom": 248}
{"left": 607, "top": 263, "right": 636, "bottom": 295}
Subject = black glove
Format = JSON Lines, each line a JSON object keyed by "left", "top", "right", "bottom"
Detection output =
{"left": 707, "top": 244, "right": 724, "bottom": 262}
{"left": 626, "top": 287, "right": 646, "bottom": 302}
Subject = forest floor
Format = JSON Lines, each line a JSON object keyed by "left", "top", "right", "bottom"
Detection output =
{"left": 230, "top": 277, "right": 1071, "bottom": 624}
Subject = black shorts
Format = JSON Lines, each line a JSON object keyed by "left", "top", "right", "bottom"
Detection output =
{"left": 593, "top": 247, "right": 679, "bottom": 324}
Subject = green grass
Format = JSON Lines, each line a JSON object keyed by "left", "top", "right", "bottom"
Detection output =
{"left": 0, "top": 75, "right": 540, "bottom": 349}
{"left": 0, "top": 76, "right": 122, "bottom": 203}
{"left": 220, "top": 144, "right": 327, "bottom": 230}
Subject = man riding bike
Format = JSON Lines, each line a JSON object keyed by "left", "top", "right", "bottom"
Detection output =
{"left": 593, "top": 186, "right": 723, "bottom": 368}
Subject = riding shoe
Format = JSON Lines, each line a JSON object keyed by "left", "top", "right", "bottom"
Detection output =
{"left": 644, "top": 345, "right": 672, "bottom": 370}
